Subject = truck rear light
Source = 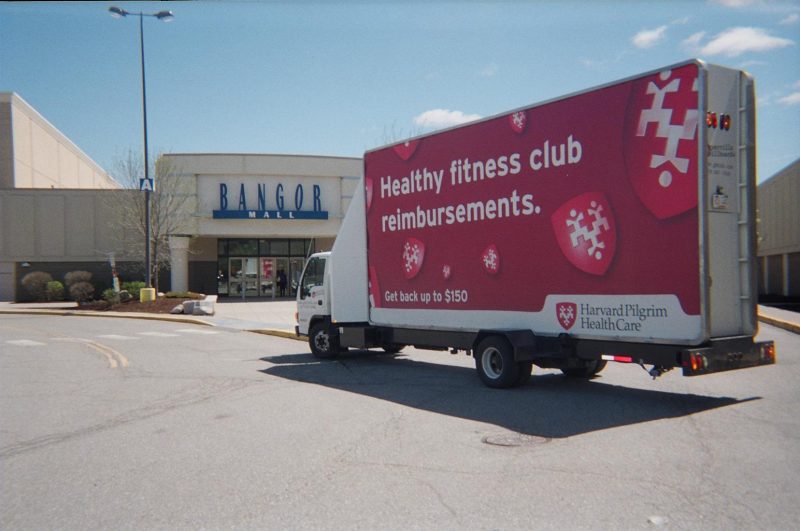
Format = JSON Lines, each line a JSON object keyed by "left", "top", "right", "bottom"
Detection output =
{"left": 601, "top": 354, "right": 633, "bottom": 363}
{"left": 689, "top": 352, "right": 708, "bottom": 372}
{"left": 760, "top": 343, "right": 776, "bottom": 363}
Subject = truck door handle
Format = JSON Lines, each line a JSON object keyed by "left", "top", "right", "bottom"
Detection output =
{"left": 318, "top": 300, "right": 323, "bottom": 306}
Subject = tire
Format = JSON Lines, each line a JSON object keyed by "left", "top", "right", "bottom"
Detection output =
{"left": 309, "top": 321, "right": 340, "bottom": 359}
{"left": 381, "top": 344, "right": 405, "bottom": 354}
{"left": 516, "top": 362, "right": 533, "bottom": 386}
{"left": 475, "top": 336, "right": 520, "bottom": 389}
{"left": 561, "top": 360, "right": 607, "bottom": 378}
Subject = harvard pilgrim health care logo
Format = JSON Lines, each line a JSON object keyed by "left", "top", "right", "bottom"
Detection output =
{"left": 551, "top": 192, "right": 617, "bottom": 276}
{"left": 624, "top": 66, "right": 699, "bottom": 220}
{"left": 556, "top": 302, "right": 577, "bottom": 330}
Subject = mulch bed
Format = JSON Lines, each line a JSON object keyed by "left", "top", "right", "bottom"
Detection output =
{"left": 75, "top": 298, "right": 184, "bottom": 314}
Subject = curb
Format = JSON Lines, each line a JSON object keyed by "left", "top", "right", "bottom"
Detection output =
{"left": 248, "top": 328, "right": 304, "bottom": 341}
{"left": 2, "top": 307, "right": 797, "bottom": 337}
{"left": 0, "top": 308, "right": 212, "bottom": 327}
{"left": 758, "top": 314, "right": 800, "bottom": 335}
{"left": 0, "top": 308, "right": 302, "bottom": 340}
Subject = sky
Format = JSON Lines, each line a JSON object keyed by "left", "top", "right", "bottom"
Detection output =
{"left": 1, "top": 0, "right": 798, "bottom": 184}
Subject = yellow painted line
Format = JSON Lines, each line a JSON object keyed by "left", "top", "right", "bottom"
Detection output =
{"left": 52, "top": 337, "right": 129, "bottom": 369}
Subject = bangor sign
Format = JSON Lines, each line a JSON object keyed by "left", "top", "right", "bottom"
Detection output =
{"left": 213, "top": 182, "right": 328, "bottom": 220}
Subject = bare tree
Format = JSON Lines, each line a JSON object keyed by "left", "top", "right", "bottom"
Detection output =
{"left": 110, "top": 150, "right": 194, "bottom": 292}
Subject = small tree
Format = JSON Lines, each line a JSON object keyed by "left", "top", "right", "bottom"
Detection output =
{"left": 109, "top": 151, "right": 194, "bottom": 292}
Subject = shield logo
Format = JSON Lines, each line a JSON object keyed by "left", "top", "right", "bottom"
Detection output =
{"left": 365, "top": 178, "right": 373, "bottom": 211}
{"left": 481, "top": 244, "right": 500, "bottom": 275}
{"left": 623, "top": 65, "right": 699, "bottom": 219}
{"left": 393, "top": 139, "right": 420, "bottom": 161}
{"left": 509, "top": 110, "right": 527, "bottom": 134}
{"left": 556, "top": 302, "right": 577, "bottom": 330}
{"left": 402, "top": 237, "right": 426, "bottom": 279}
{"left": 368, "top": 266, "right": 381, "bottom": 308}
{"left": 551, "top": 192, "right": 616, "bottom": 276}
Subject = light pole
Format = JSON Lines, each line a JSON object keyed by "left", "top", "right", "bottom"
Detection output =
{"left": 109, "top": 6, "right": 173, "bottom": 291}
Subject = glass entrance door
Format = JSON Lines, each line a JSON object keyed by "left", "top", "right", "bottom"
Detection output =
{"left": 229, "top": 257, "right": 259, "bottom": 298}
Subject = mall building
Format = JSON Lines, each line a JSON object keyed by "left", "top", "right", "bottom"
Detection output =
{"left": 0, "top": 92, "right": 361, "bottom": 301}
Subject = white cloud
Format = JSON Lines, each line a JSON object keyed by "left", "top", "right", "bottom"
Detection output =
{"left": 413, "top": 109, "right": 482, "bottom": 129}
{"left": 780, "top": 13, "right": 799, "bottom": 25}
{"left": 632, "top": 25, "right": 668, "bottom": 48}
{"left": 699, "top": 27, "right": 794, "bottom": 56}
{"left": 778, "top": 92, "right": 800, "bottom": 105}
{"left": 479, "top": 64, "right": 498, "bottom": 77}
{"left": 709, "top": 0, "right": 757, "bottom": 7}
{"left": 682, "top": 31, "right": 706, "bottom": 51}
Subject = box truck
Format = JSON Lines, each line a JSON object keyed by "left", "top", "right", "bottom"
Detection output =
{"left": 296, "top": 60, "right": 775, "bottom": 388}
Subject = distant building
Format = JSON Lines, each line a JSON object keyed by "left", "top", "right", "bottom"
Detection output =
{"left": 757, "top": 158, "right": 800, "bottom": 298}
{"left": 0, "top": 93, "right": 118, "bottom": 189}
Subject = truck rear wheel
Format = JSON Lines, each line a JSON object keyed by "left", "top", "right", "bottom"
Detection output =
{"left": 475, "top": 336, "right": 520, "bottom": 389}
{"left": 561, "top": 360, "right": 607, "bottom": 378}
{"left": 381, "top": 344, "right": 405, "bottom": 354}
{"left": 309, "top": 322, "right": 340, "bottom": 359}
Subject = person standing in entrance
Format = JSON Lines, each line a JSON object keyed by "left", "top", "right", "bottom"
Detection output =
{"left": 277, "top": 270, "right": 287, "bottom": 297}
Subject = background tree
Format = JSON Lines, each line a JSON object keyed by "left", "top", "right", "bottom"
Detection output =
{"left": 110, "top": 151, "right": 194, "bottom": 292}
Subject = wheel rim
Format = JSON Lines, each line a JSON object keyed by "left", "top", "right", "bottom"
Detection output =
{"left": 482, "top": 347, "right": 503, "bottom": 379}
{"left": 314, "top": 330, "right": 330, "bottom": 352}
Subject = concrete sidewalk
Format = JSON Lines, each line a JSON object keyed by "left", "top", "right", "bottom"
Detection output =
{"left": 0, "top": 299, "right": 798, "bottom": 337}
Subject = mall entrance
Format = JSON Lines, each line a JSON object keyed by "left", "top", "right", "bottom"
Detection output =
{"left": 217, "top": 238, "right": 313, "bottom": 299}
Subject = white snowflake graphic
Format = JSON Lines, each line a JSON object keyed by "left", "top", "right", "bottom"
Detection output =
{"left": 403, "top": 241, "right": 422, "bottom": 273}
{"left": 512, "top": 111, "right": 526, "bottom": 130}
{"left": 559, "top": 305, "right": 575, "bottom": 323}
{"left": 566, "top": 201, "right": 610, "bottom": 260}
{"left": 483, "top": 247, "right": 499, "bottom": 271}
{"left": 442, "top": 264, "right": 451, "bottom": 279}
{"left": 636, "top": 69, "right": 699, "bottom": 189}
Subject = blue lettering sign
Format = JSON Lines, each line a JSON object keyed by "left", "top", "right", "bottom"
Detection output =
{"left": 238, "top": 183, "right": 247, "bottom": 210}
{"left": 294, "top": 184, "right": 304, "bottom": 210}
{"left": 313, "top": 184, "right": 322, "bottom": 212}
{"left": 276, "top": 184, "right": 284, "bottom": 210}
{"left": 219, "top": 183, "right": 228, "bottom": 210}
{"left": 258, "top": 183, "right": 266, "bottom": 211}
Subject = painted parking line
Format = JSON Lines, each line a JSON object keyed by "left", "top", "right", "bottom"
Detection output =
{"left": 175, "top": 329, "right": 220, "bottom": 335}
{"left": 96, "top": 334, "right": 138, "bottom": 341}
{"left": 139, "top": 331, "right": 180, "bottom": 337}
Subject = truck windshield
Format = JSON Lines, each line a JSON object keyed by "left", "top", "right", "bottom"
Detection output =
{"left": 299, "top": 256, "right": 325, "bottom": 299}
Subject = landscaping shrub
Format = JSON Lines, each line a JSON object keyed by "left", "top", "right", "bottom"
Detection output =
{"left": 21, "top": 271, "right": 53, "bottom": 301}
{"left": 46, "top": 281, "right": 65, "bottom": 301}
{"left": 102, "top": 288, "right": 119, "bottom": 304}
{"left": 121, "top": 281, "right": 145, "bottom": 299}
{"left": 69, "top": 281, "right": 95, "bottom": 303}
{"left": 64, "top": 270, "right": 92, "bottom": 288}
{"left": 165, "top": 291, "right": 204, "bottom": 299}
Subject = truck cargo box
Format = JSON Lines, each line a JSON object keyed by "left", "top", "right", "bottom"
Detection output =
{"left": 345, "top": 60, "right": 757, "bottom": 346}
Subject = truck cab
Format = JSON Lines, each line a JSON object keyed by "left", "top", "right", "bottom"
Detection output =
{"left": 296, "top": 252, "right": 336, "bottom": 356}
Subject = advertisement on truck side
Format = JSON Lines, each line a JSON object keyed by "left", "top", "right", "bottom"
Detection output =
{"left": 364, "top": 63, "right": 703, "bottom": 342}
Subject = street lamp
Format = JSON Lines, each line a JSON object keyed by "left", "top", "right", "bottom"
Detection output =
{"left": 109, "top": 6, "right": 173, "bottom": 291}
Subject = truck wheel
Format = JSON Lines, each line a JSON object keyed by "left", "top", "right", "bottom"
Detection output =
{"left": 382, "top": 344, "right": 405, "bottom": 354}
{"left": 309, "top": 322, "right": 340, "bottom": 359}
{"left": 516, "top": 362, "right": 533, "bottom": 386}
{"left": 475, "top": 336, "right": 520, "bottom": 389}
{"left": 561, "top": 360, "right": 607, "bottom": 378}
